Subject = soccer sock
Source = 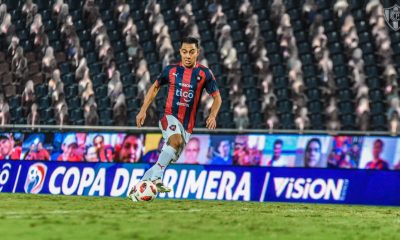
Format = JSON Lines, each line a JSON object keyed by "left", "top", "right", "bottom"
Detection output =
{"left": 142, "top": 145, "right": 177, "bottom": 181}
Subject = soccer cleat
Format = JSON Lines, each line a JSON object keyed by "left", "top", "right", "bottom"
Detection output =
{"left": 128, "top": 187, "right": 138, "bottom": 202}
{"left": 152, "top": 179, "right": 171, "bottom": 193}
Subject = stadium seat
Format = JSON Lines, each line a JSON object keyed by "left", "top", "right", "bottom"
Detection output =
{"left": 338, "top": 101, "right": 354, "bottom": 115}
{"left": 0, "top": 0, "right": 395, "bottom": 132}
{"left": 43, "top": 20, "right": 55, "bottom": 32}
{"left": 124, "top": 85, "right": 138, "bottom": 99}
{"left": 116, "top": 52, "right": 128, "bottom": 65}
{"left": 340, "top": 114, "right": 356, "bottom": 130}
{"left": 38, "top": 96, "right": 51, "bottom": 110}
{"left": 67, "top": 97, "right": 81, "bottom": 110}
{"left": 275, "top": 88, "right": 291, "bottom": 100}
{"left": 308, "top": 101, "right": 323, "bottom": 114}
{"left": 279, "top": 113, "right": 295, "bottom": 128}
{"left": 366, "top": 77, "right": 382, "bottom": 89}
{"left": 277, "top": 100, "right": 293, "bottom": 113}
{"left": 122, "top": 73, "right": 135, "bottom": 86}
{"left": 35, "top": 84, "right": 48, "bottom": 98}
{"left": 95, "top": 85, "right": 108, "bottom": 99}
{"left": 371, "top": 114, "right": 387, "bottom": 130}
{"left": 371, "top": 102, "right": 385, "bottom": 115}
{"left": 304, "top": 77, "right": 319, "bottom": 88}
{"left": 70, "top": 108, "right": 84, "bottom": 123}
{"left": 65, "top": 84, "right": 79, "bottom": 98}
{"left": 98, "top": 97, "right": 111, "bottom": 110}
{"left": 59, "top": 63, "right": 71, "bottom": 76}
{"left": 62, "top": 73, "right": 75, "bottom": 86}
{"left": 335, "top": 77, "right": 351, "bottom": 89}
{"left": 309, "top": 114, "right": 325, "bottom": 130}
{"left": 337, "top": 89, "right": 353, "bottom": 101}
{"left": 272, "top": 65, "right": 286, "bottom": 78}
{"left": 306, "top": 88, "right": 321, "bottom": 101}
{"left": 93, "top": 73, "right": 106, "bottom": 88}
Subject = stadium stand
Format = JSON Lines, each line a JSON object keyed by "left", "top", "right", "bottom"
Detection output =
{"left": 0, "top": 0, "right": 398, "bottom": 133}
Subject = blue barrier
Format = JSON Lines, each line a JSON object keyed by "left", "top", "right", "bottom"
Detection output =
{"left": 1, "top": 161, "right": 399, "bottom": 206}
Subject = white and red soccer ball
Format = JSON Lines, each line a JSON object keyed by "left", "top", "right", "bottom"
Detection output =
{"left": 130, "top": 180, "right": 158, "bottom": 202}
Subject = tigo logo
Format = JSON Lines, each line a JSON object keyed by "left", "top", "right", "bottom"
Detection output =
{"left": 24, "top": 163, "right": 47, "bottom": 194}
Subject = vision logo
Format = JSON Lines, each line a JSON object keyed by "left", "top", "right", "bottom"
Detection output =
{"left": 24, "top": 163, "right": 47, "bottom": 194}
{"left": 273, "top": 177, "right": 348, "bottom": 201}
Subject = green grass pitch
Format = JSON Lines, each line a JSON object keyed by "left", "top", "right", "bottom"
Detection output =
{"left": 0, "top": 193, "right": 399, "bottom": 240}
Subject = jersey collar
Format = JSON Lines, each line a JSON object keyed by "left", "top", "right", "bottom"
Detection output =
{"left": 180, "top": 61, "right": 198, "bottom": 69}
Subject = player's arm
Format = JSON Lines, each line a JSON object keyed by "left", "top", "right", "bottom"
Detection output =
{"left": 206, "top": 92, "right": 222, "bottom": 130}
{"left": 136, "top": 82, "right": 161, "bottom": 128}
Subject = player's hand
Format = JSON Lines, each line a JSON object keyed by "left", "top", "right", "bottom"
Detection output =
{"left": 206, "top": 115, "right": 217, "bottom": 129}
{"left": 136, "top": 110, "right": 146, "bottom": 128}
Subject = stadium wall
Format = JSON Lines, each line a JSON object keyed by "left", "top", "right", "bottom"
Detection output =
{"left": 1, "top": 160, "right": 400, "bottom": 206}
{"left": 0, "top": 125, "right": 400, "bottom": 206}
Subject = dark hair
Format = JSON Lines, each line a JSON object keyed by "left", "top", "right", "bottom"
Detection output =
{"left": 374, "top": 139, "right": 384, "bottom": 147}
{"left": 181, "top": 37, "right": 200, "bottom": 49}
{"left": 274, "top": 139, "right": 283, "bottom": 146}
{"left": 189, "top": 137, "right": 200, "bottom": 144}
{"left": 304, "top": 138, "right": 322, "bottom": 167}
{"left": 306, "top": 138, "right": 321, "bottom": 151}
{"left": 93, "top": 135, "right": 104, "bottom": 142}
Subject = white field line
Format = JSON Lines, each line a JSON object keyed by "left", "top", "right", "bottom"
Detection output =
{"left": 0, "top": 208, "right": 204, "bottom": 219}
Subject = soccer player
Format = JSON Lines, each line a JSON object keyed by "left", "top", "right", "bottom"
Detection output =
{"left": 182, "top": 137, "right": 201, "bottom": 164}
{"left": 131, "top": 37, "right": 222, "bottom": 193}
{"left": 365, "top": 139, "right": 389, "bottom": 170}
{"left": 304, "top": 138, "right": 322, "bottom": 167}
{"left": 266, "top": 139, "right": 287, "bottom": 167}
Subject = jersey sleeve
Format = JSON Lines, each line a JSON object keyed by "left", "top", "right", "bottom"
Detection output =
{"left": 204, "top": 68, "right": 219, "bottom": 96}
{"left": 154, "top": 66, "right": 170, "bottom": 86}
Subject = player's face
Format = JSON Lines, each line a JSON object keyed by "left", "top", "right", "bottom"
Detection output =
{"left": 94, "top": 136, "right": 104, "bottom": 150}
{"left": 219, "top": 141, "right": 230, "bottom": 157}
{"left": 372, "top": 141, "right": 383, "bottom": 158}
{"left": 184, "top": 140, "right": 200, "bottom": 163}
{"left": 37, "top": 142, "right": 43, "bottom": 151}
{"left": 85, "top": 147, "right": 97, "bottom": 162}
{"left": 64, "top": 144, "right": 77, "bottom": 158}
{"left": 0, "top": 138, "right": 12, "bottom": 156}
{"left": 273, "top": 143, "right": 282, "bottom": 158}
{"left": 120, "top": 136, "right": 140, "bottom": 162}
{"left": 305, "top": 141, "right": 321, "bottom": 167}
{"left": 180, "top": 43, "right": 199, "bottom": 68}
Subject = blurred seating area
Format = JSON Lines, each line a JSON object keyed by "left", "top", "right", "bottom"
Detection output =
{"left": 0, "top": 0, "right": 398, "bottom": 133}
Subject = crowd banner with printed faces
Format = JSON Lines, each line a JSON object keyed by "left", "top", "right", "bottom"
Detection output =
{"left": 1, "top": 131, "right": 400, "bottom": 170}
{"left": 1, "top": 160, "right": 400, "bottom": 206}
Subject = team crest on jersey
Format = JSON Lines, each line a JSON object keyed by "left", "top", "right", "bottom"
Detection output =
{"left": 384, "top": 4, "right": 400, "bottom": 31}
{"left": 169, "top": 125, "right": 176, "bottom": 131}
{"left": 196, "top": 75, "right": 202, "bottom": 81}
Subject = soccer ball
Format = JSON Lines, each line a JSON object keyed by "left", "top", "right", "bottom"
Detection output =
{"left": 130, "top": 180, "right": 158, "bottom": 202}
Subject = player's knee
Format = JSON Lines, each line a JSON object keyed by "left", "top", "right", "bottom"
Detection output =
{"left": 168, "top": 135, "right": 184, "bottom": 150}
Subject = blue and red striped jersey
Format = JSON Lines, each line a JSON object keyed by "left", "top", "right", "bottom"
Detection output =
{"left": 365, "top": 159, "right": 389, "bottom": 170}
{"left": 154, "top": 62, "right": 219, "bottom": 133}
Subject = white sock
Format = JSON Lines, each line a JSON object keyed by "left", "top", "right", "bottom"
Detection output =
{"left": 141, "top": 145, "right": 177, "bottom": 181}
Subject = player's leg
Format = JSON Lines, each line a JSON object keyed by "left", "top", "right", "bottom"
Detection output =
{"left": 150, "top": 133, "right": 183, "bottom": 179}
{"left": 140, "top": 134, "right": 183, "bottom": 192}
{"left": 140, "top": 115, "right": 185, "bottom": 192}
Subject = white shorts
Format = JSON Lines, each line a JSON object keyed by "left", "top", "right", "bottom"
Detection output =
{"left": 158, "top": 115, "right": 191, "bottom": 159}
